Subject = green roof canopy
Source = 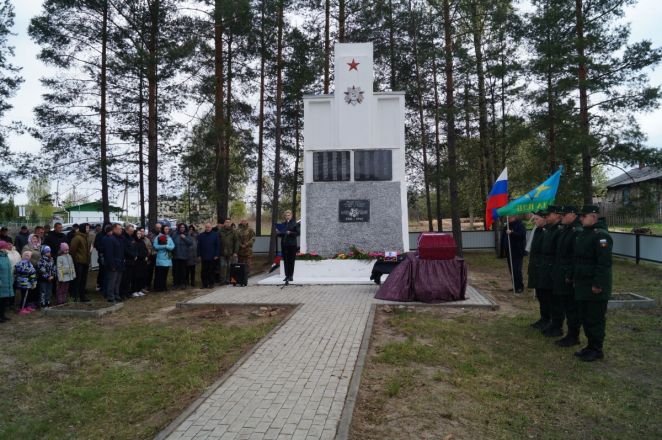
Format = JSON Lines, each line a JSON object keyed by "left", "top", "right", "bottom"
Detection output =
{"left": 65, "top": 201, "right": 124, "bottom": 213}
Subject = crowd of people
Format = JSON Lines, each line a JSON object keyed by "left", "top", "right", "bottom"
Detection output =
{"left": 0, "top": 218, "right": 259, "bottom": 322}
{"left": 500, "top": 204, "right": 613, "bottom": 362}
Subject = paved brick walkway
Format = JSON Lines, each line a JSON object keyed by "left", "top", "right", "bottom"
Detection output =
{"left": 165, "top": 283, "right": 492, "bottom": 440}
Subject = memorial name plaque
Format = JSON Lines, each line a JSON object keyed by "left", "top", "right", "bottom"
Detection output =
{"left": 339, "top": 199, "right": 370, "bottom": 222}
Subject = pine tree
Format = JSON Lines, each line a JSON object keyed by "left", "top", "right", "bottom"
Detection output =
{"left": 572, "top": 0, "right": 662, "bottom": 203}
{"left": 0, "top": 0, "right": 22, "bottom": 198}
{"left": 29, "top": 0, "right": 114, "bottom": 220}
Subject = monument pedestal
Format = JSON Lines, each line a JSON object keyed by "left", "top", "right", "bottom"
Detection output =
{"left": 257, "top": 259, "right": 380, "bottom": 285}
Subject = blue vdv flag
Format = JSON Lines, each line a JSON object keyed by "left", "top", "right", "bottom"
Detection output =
{"left": 496, "top": 166, "right": 563, "bottom": 217}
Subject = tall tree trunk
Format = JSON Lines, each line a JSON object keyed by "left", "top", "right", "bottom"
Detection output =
{"left": 575, "top": 0, "right": 592, "bottom": 204}
{"left": 463, "top": 73, "right": 487, "bottom": 229}
{"left": 443, "top": 0, "right": 463, "bottom": 255}
{"left": 409, "top": 2, "right": 432, "bottom": 231}
{"left": 388, "top": 0, "right": 396, "bottom": 89}
{"left": 324, "top": 0, "right": 330, "bottom": 93}
{"left": 138, "top": 67, "right": 146, "bottom": 227}
{"left": 147, "top": 0, "right": 159, "bottom": 229}
{"left": 546, "top": 62, "right": 557, "bottom": 172}
{"left": 256, "top": 0, "right": 266, "bottom": 235}
{"left": 338, "top": 0, "right": 346, "bottom": 42}
{"left": 432, "top": 56, "right": 443, "bottom": 231}
{"left": 499, "top": 44, "right": 507, "bottom": 170}
{"left": 291, "top": 103, "right": 301, "bottom": 216}
{"left": 471, "top": 2, "right": 495, "bottom": 198}
{"left": 100, "top": 1, "right": 110, "bottom": 225}
{"left": 225, "top": 31, "right": 233, "bottom": 214}
{"left": 268, "top": 1, "right": 285, "bottom": 260}
{"left": 214, "top": 0, "right": 226, "bottom": 222}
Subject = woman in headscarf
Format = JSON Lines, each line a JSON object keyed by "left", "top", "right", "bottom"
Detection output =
{"left": 22, "top": 234, "right": 42, "bottom": 307}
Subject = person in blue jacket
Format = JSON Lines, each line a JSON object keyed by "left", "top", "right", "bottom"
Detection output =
{"left": 153, "top": 225, "right": 175, "bottom": 292}
{"left": 0, "top": 241, "right": 15, "bottom": 322}
{"left": 197, "top": 223, "right": 220, "bottom": 288}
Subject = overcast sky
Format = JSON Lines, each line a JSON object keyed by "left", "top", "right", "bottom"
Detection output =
{"left": 5, "top": 0, "right": 662, "bottom": 210}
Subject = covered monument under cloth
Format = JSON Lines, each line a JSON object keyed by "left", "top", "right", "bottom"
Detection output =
{"left": 374, "top": 253, "right": 468, "bottom": 303}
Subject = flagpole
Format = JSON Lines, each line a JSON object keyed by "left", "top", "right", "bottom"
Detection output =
{"left": 506, "top": 216, "right": 517, "bottom": 294}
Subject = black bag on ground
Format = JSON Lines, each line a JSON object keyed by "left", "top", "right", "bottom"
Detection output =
{"left": 230, "top": 263, "right": 248, "bottom": 286}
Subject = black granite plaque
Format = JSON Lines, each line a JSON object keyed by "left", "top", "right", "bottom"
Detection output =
{"left": 339, "top": 199, "right": 370, "bottom": 222}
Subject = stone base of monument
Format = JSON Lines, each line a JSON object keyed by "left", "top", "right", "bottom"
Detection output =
{"left": 258, "top": 259, "right": 379, "bottom": 285}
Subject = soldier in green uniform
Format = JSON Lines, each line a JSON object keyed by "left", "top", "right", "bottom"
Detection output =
{"left": 551, "top": 205, "right": 583, "bottom": 347}
{"left": 572, "top": 205, "right": 612, "bottom": 362}
{"left": 236, "top": 219, "right": 256, "bottom": 274}
{"left": 539, "top": 205, "right": 563, "bottom": 336}
{"left": 527, "top": 210, "right": 549, "bottom": 329}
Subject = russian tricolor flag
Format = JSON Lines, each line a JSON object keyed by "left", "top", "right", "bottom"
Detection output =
{"left": 485, "top": 168, "right": 508, "bottom": 230}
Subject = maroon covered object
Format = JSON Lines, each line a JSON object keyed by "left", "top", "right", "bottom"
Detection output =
{"left": 417, "top": 233, "right": 457, "bottom": 260}
{"left": 375, "top": 253, "right": 467, "bottom": 303}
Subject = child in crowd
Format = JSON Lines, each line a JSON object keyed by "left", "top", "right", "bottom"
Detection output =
{"left": 56, "top": 242, "right": 76, "bottom": 305}
{"left": 15, "top": 250, "right": 37, "bottom": 314}
{"left": 37, "top": 245, "right": 57, "bottom": 308}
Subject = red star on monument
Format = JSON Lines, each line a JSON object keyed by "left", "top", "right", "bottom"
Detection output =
{"left": 347, "top": 58, "right": 360, "bottom": 71}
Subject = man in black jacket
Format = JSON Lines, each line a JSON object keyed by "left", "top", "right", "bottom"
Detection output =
{"left": 102, "top": 224, "right": 124, "bottom": 302}
{"left": 501, "top": 215, "right": 527, "bottom": 293}
{"left": 14, "top": 225, "right": 29, "bottom": 251}
{"left": 120, "top": 225, "right": 137, "bottom": 299}
{"left": 0, "top": 227, "right": 12, "bottom": 244}
{"left": 44, "top": 223, "right": 67, "bottom": 256}
{"left": 277, "top": 210, "right": 300, "bottom": 283}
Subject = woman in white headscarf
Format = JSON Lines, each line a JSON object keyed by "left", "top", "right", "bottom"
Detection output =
{"left": 23, "top": 234, "right": 42, "bottom": 267}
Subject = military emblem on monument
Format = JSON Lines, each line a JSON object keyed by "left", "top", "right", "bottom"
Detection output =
{"left": 344, "top": 86, "right": 364, "bottom": 105}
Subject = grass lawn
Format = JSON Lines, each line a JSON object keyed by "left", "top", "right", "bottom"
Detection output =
{"left": 0, "top": 256, "right": 290, "bottom": 439}
{"left": 350, "top": 252, "right": 662, "bottom": 440}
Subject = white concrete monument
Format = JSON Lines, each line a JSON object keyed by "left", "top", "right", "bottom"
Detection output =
{"left": 301, "top": 42, "right": 409, "bottom": 256}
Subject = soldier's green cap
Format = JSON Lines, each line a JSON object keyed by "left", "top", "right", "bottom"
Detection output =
{"left": 559, "top": 205, "right": 578, "bottom": 214}
{"left": 547, "top": 205, "right": 562, "bottom": 214}
{"left": 580, "top": 205, "right": 600, "bottom": 215}
{"left": 532, "top": 209, "right": 548, "bottom": 216}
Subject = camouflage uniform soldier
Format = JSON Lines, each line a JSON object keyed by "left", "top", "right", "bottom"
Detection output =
{"left": 552, "top": 205, "right": 583, "bottom": 347}
{"left": 527, "top": 210, "right": 549, "bottom": 329}
{"left": 572, "top": 205, "right": 612, "bottom": 362}
{"left": 218, "top": 219, "right": 239, "bottom": 284}
{"left": 539, "top": 205, "right": 563, "bottom": 337}
{"left": 236, "top": 220, "right": 256, "bottom": 274}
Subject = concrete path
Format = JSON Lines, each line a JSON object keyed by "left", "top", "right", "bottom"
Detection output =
{"left": 163, "top": 282, "right": 493, "bottom": 440}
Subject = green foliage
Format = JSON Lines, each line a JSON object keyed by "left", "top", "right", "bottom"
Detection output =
{"left": 229, "top": 199, "right": 247, "bottom": 220}
{"left": 0, "top": 0, "right": 22, "bottom": 197}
